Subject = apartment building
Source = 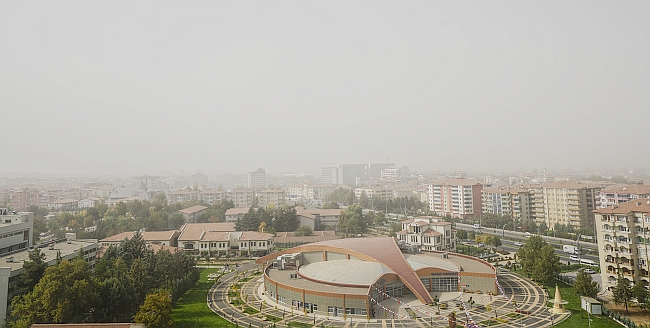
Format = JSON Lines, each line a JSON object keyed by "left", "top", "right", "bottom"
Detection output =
{"left": 285, "top": 184, "right": 337, "bottom": 201}
{"left": 9, "top": 189, "right": 39, "bottom": 211}
{"left": 428, "top": 179, "right": 483, "bottom": 218}
{"left": 598, "top": 185, "right": 650, "bottom": 209}
{"left": 229, "top": 188, "right": 255, "bottom": 207}
{"left": 531, "top": 182, "right": 599, "bottom": 228}
{"left": 354, "top": 187, "right": 394, "bottom": 201}
{"left": 168, "top": 190, "right": 198, "bottom": 204}
{"left": 256, "top": 188, "right": 285, "bottom": 207}
{"left": 595, "top": 199, "right": 650, "bottom": 292}
{"left": 481, "top": 187, "right": 533, "bottom": 221}
{"left": 396, "top": 216, "right": 455, "bottom": 251}
{"left": 247, "top": 168, "right": 266, "bottom": 189}
{"left": 199, "top": 189, "right": 227, "bottom": 205}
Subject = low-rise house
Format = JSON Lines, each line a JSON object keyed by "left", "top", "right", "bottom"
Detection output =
{"left": 78, "top": 197, "right": 103, "bottom": 209}
{"left": 99, "top": 230, "right": 180, "bottom": 247}
{"left": 396, "top": 216, "right": 455, "bottom": 252}
{"left": 179, "top": 205, "right": 208, "bottom": 223}
{"left": 296, "top": 206, "right": 341, "bottom": 230}
{"left": 177, "top": 222, "right": 236, "bottom": 251}
{"left": 225, "top": 207, "right": 254, "bottom": 222}
{"left": 47, "top": 199, "right": 78, "bottom": 210}
{"left": 183, "top": 223, "right": 273, "bottom": 256}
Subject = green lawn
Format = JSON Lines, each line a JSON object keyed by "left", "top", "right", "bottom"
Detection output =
{"left": 545, "top": 281, "right": 619, "bottom": 328}
{"left": 172, "top": 268, "right": 235, "bottom": 328}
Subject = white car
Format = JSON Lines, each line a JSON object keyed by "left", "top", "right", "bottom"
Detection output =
{"left": 514, "top": 242, "right": 523, "bottom": 247}
{"left": 584, "top": 269, "right": 595, "bottom": 274}
{"left": 570, "top": 255, "right": 580, "bottom": 261}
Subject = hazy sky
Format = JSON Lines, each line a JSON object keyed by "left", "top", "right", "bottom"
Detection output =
{"left": 1, "top": 1, "right": 649, "bottom": 176}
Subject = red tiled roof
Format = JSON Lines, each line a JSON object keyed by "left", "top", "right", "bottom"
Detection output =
{"left": 594, "top": 199, "right": 650, "bottom": 214}
{"left": 178, "top": 222, "right": 236, "bottom": 241}
{"left": 179, "top": 205, "right": 208, "bottom": 214}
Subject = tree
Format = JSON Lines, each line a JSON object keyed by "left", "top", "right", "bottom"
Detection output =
{"left": 632, "top": 283, "right": 648, "bottom": 309}
{"left": 322, "top": 202, "right": 340, "bottom": 209}
{"left": 490, "top": 235, "right": 502, "bottom": 250}
{"left": 10, "top": 259, "right": 97, "bottom": 327}
{"left": 456, "top": 230, "right": 468, "bottom": 240}
{"left": 517, "top": 236, "right": 560, "bottom": 282}
{"left": 134, "top": 290, "right": 174, "bottom": 328}
{"left": 613, "top": 277, "right": 633, "bottom": 315}
{"left": 574, "top": 271, "right": 599, "bottom": 298}
{"left": 337, "top": 205, "right": 366, "bottom": 236}
{"left": 16, "top": 248, "right": 47, "bottom": 294}
{"left": 294, "top": 225, "right": 313, "bottom": 237}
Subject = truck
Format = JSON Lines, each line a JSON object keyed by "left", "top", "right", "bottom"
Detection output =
{"left": 563, "top": 245, "right": 581, "bottom": 255}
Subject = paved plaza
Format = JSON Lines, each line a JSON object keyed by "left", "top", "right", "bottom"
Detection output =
{"left": 207, "top": 264, "right": 569, "bottom": 328}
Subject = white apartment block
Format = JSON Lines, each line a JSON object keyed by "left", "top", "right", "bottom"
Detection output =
{"left": 428, "top": 179, "right": 483, "bottom": 218}
{"left": 229, "top": 188, "right": 255, "bottom": 207}
{"left": 286, "top": 184, "right": 337, "bottom": 201}
{"left": 354, "top": 187, "right": 394, "bottom": 201}
{"left": 598, "top": 185, "right": 650, "bottom": 209}
{"left": 248, "top": 168, "right": 266, "bottom": 189}
{"left": 481, "top": 187, "right": 533, "bottom": 221}
{"left": 531, "top": 182, "right": 599, "bottom": 228}
{"left": 168, "top": 190, "right": 198, "bottom": 204}
{"left": 256, "top": 188, "right": 285, "bottom": 208}
{"left": 396, "top": 216, "right": 455, "bottom": 251}
{"left": 595, "top": 199, "right": 650, "bottom": 292}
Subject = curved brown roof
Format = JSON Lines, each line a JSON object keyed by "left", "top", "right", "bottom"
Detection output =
{"left": 257, "top": 237, "right": 433, "bottom": 304}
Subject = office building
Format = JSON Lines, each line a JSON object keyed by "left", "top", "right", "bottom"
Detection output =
{"left": 248, "top": 168, "right": 267, "bottom": 189}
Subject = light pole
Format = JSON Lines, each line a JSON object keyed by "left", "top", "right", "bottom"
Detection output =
{"left": 502, "top": 223, "right": 507, "bottom": 238}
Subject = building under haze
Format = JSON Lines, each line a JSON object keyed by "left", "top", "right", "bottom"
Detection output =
{"left": 531, "top": 182, "right": 599, "bottom": 229}
{"left": 0, "top": 209, "right": 33, "bottom": 255}
{"left": 247, "top": 168, "right": 266, "bottom": 189}
{"left": 428, "top": 179, "right": 483, "bottom": 218}
{"left": 594, "top": 199, "right": 650, "bottom": 292}
{"left": 481, "top": 187, "right": 534, "bottom": 222}
{"left": 320, "top": 163, "right": 395, "bottom": 186}
{"left": 597, "top": 184, "right": 650, "bottom": 209}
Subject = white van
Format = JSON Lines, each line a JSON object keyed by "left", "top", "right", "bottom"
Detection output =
{"left": 580, "top": 259, "right": 597, "bottom": 267}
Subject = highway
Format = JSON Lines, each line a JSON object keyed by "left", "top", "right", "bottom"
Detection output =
{"left": 454, "top": 222, "right": 600, "bottom": 264}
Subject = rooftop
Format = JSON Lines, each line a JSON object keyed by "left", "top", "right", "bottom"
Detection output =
{"left": 178, "top": 222, "right": 236, "bottom": 241}
{"left": 594, "top": 199, "right": 650, "bottom": 215}
{"left": 298, "top": 259, "right": 393, "bottom": 286}
{"left": 0, "top": 239, "right": 98, "bottom": 273}
{"left": 100, "top": 230, "right": 178, "bottom": 243}
{"left": 179, "top": 205, "right": 208, "bottom": 215}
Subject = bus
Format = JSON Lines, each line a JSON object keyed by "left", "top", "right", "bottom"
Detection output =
{"left": 579, "top": 259, "right": 597, "bottom": 267}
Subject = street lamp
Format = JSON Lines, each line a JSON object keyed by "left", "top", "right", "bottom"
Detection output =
{"left": 502, "top": 223, "right": 507, "bottom": 238}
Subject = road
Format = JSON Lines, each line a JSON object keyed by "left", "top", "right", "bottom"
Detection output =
{"left": 455, "top": 222, "right": 600, "bottom": 264}
{"left": 206, "top": 264, "right": 566, "bottom": 328}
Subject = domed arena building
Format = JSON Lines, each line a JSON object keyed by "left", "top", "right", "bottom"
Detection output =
{"left": 255, "top": 237, "right": 496, "bottom": 319}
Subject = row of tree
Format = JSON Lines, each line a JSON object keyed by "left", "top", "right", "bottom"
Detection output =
{"left": 29, "top": 194, "right": 238, "bottom": 243}
{"left": 9, "top": 233, "right": 197, "bottom": 328}
{"left": 324, "top": 188, "right": 428, "bottom": 216}
{"left": 234, "top": 206, "right": 299, "bottom": 233}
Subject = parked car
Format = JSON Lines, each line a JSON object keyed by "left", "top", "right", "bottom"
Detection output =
{"left": 514, "top": 242, "right": 523, "bottom": 246}
{"left": 584, "top": 269, "right": 595, "bottom": 274}
{"left": 570, "top": 255, "right": 580, "bottom": 261}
